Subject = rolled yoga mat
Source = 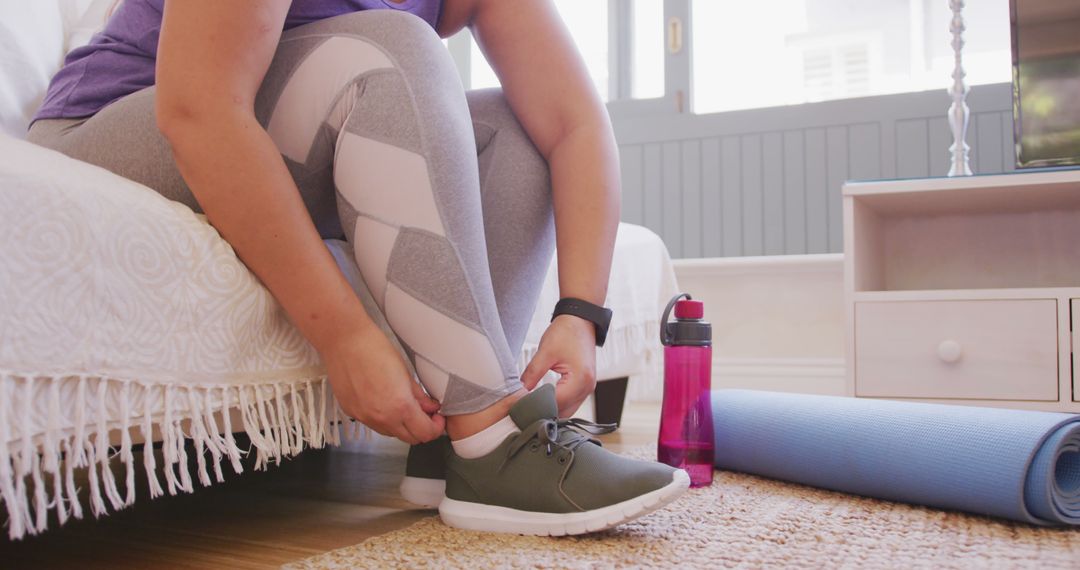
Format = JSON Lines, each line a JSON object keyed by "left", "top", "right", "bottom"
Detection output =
{"left": 710, "top": 390, "right": 1080, "bottom": 526}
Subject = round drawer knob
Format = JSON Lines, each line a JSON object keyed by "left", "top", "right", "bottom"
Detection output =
{"left": 937, "top": 340, "right": 962, "bottom": 364}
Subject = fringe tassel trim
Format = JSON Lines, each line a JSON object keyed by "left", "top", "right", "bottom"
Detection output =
{"left": 0, "top": 373, "right": 360, "bottom": 540}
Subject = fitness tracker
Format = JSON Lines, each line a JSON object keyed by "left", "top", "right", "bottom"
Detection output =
{"left": 551, "top": 297, "right": 613, "bottom": 347}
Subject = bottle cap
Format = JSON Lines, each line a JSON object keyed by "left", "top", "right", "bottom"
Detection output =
{"left": 661, "top": 293, "right": 711, "bottom": 347}
{"left": 674, "top": 299, "right": 703, "bottom": 320}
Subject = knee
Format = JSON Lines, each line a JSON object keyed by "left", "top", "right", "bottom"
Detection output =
{"left": 375, "top": 9, "right": 441, "bottom": 43}
{"left": 319, "top": 10, "right": 459, "bottom": 104}
{"left": 334, "top": 9, "right": 445, "bottom": 59}
{"left": 468, "top": 89, "right": 548, "bottom": 173}
{"left": 468, "top": 89, "right": 516, "bottom": 127}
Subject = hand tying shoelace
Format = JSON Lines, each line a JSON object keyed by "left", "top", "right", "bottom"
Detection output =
{"left": 504, "top": 418, "right": 618, "bottom": 467}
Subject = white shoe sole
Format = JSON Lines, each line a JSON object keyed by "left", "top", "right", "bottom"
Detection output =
{"left": 438, "top": 469, "right": 691, "bottom": 536}
{"left": 399, "top": 476, "right": 446, "bottom": 508}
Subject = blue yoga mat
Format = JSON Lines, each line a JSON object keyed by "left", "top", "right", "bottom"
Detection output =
{"left": 710, "top": 390, "right": 1080, "bottom": 526}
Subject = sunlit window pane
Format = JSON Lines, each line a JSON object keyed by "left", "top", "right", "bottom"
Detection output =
{"left": 468, "top": 1, "right": 610, "bottom": 100}
{"left": 632, "top": 0, "right": 665, "bottom": 99}
{"left": 469, "top": 30, "right": 500, "bottom": 90}
{"left": 691, "top": 0, "right": 1011, "bottom": 114}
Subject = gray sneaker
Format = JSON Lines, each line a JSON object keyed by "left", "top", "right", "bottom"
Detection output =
{"left": 399, "top": 435, "right": 451, "bottom": 508}
{"left": 438, "top": 384, "right": 690, "bottom": 536}
{"left": 398, "top": 413, "right": 620, "bottom": 508}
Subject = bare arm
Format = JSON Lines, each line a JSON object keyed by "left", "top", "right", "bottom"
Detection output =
{"left": 469, "top": 0, "right": 621, "bottom": 415}
{"left": 156, "top": 0, "right": 443, "bottom": 443}
{"left": 470, "top": 0, "right": 619, "bottom": 306}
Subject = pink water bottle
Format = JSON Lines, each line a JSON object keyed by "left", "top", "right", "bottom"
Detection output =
{"left": 657, "top": 293, "right": 714, "bottom": 487}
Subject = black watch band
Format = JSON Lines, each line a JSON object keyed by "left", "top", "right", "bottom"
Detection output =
{"left": 551, "top": 297, "right": 613, "bottom": 347}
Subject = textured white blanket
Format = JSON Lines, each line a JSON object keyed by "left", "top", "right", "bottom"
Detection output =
{"left": 1, "top": 135, "right": 341, "bottom": 540}
{"left": 0, "top": 135, "right": 677, "bottom": 540}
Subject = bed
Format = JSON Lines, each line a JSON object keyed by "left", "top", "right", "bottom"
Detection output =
{"left": 0, "top": 0, "right": 679, "bottom": 540}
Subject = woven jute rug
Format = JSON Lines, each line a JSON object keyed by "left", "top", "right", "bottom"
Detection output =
{"left": 286, "top": 447, "right": 1080, "bottom": 569}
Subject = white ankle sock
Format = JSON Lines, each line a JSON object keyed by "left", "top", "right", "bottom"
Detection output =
{"left": 451, "top": 416, "right": 520, "bottom": 459}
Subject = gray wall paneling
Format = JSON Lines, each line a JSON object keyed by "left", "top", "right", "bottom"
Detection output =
{"left": 782, "top": 131, "right": 806, "bottom": 255}
{"left": 741, "top": 135, "right": 764, "bottom": 256}
{"left": 804, "top": 128, "right": 828, "bottom": 254}
{"left": 613, "top": 82, "right": 1015, "bottom": 258}
{"left": 700, "top": 138, "right": 722, "bottom": 258}
{"left": 661, "top": 141, "right": 683, "bottom": 254}
{"left": 762, "top": 133, "right": 784, "bottom": 256}
{"left": 720, "top": 137, "right": 742, "bottom": 257}
{"left": 681, "top": 140, "right": 702, "bottom": 258}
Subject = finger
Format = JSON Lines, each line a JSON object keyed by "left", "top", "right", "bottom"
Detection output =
{"left": 410, "top": 381, "right": 441, "bottom": 414}
{"left": 554, "top": 373, "right": 593, "bottom": 419}
{"left": 388, "top": 410, "right": 421, "bottom": 444}
{"left": 344, "top": 408, "right": 391, "bottom": 439}
{"left": 431, "top": 412, "right": 447, "bottom": 434}
{"left": 394, "top": 427, "right": 420, "bottom": 446}
{"left": 403, "top": 403, "right": 446, "bottom": 443}
{"left": 521, "top": 350, "right": 555, "bottom": 390}
{"left": 370, "top": 421, "right": 411, "bottom": 443}
{"left": 400, "top": 416, "right": 441, "bottom": 445}
{"left": 367, "top": 423, "right": 395, "bottom": 439}
{"left": 376, "top": 412, "right": 419, "bottom": 445}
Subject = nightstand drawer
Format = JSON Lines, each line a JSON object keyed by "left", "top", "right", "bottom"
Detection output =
{"left": 855, "top": 299, "right": 1058, "bottom": 400}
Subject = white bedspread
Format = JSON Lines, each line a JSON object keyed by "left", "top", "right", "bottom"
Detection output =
{"left": 1, "top": 135, "right": 338, "bottom": 540}
{"left": 0, "top": 134, "right": 677, "bottom": 539}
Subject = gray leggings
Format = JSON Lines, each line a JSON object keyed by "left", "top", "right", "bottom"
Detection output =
{"left": 27, "top": 11, "right": 555, "bottom": 415}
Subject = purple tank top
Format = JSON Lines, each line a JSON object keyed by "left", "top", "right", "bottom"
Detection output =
{"left": 33, "top": 0, "right": 443, "bottom": 122}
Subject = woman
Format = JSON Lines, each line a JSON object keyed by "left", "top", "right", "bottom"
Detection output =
{"left": 28, "top": 0, "right": 688, "bottom": 535}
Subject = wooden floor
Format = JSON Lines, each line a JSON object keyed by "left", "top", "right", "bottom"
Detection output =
{"left": 1, "top": 403, "right": 661, "bottom": 569}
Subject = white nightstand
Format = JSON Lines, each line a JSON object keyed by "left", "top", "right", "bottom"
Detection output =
{"left": 843, "top": 169, "right": 1080, "bottom": 412}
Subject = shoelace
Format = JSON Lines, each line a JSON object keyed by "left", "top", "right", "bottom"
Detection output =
{"left": 504, "top": 417, "right": 618, "bottom": 467}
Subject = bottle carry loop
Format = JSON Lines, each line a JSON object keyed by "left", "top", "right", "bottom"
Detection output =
{"left": 660, "top": 293, "right": 691, "bottom": 346}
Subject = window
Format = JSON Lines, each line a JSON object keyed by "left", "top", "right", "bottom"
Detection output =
{"left": 631, "top": 0, "right": 665, "bottom": 99}
{"left": 793, "top": 34, "right": 877, "bottom": 103}
{"left": 457, "top": 0, "right": 665, "bottom": 102}
{"left": 691, "top": 0, "right": 1012, "bottom": 114}
{"left": 467, "top": 30, "right": 500, "bottom": 91}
